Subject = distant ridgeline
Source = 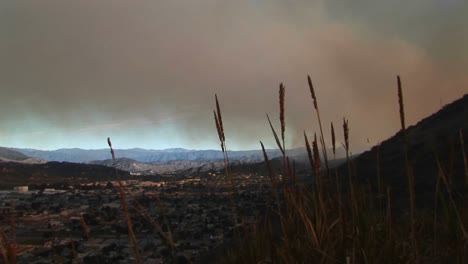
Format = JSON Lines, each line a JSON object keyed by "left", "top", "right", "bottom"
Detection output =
{"left": 10, "top": 147, "right": 293, "bottom": 163}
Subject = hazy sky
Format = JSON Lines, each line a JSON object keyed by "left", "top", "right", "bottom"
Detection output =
{"left": 1, "top": 0, "right": 467, "bottom": 151}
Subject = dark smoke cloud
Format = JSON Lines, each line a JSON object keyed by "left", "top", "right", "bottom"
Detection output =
{"left": 0, "top": 0, "right": 466, "bottom": 150}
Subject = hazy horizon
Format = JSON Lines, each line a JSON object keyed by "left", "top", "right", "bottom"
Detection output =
{"left": 1, "top": 1, "right": 467, "bottom": 151}
{"left": 5, "top": 144, "right": 342, "bottom": 152}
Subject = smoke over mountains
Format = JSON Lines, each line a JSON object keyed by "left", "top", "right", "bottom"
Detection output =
{"left": 1, "top": 1, "right": 467, "bottom": 151}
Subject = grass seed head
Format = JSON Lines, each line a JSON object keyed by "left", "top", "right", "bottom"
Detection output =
{"left": 214, "top": 111, "right": 225, "bottom": 152}
{"left": 307, "top": 75, "right": 318, "bottom": 110}
{"left": 215, "top": 94, "right": 225, "bottom": 142}
{"left": 343, "top": 118, "right": 349, "bottom": 153}
{"left": 107, "top": 137, "right": 115, "bottom": 161}
{"left": 397, "top": 75, "right": 406, "bottom": 131}
{"left": 279, "top": 83, "right": 285, "bottom": 149}
{"left": 304, "top": 132, "right": 314, "bottom": 170}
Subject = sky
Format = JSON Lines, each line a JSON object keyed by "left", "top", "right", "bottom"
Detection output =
{"left": 0, "top": 0, "right": 467, "bottom": 151}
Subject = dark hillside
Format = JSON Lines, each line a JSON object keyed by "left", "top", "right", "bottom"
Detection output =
{"left": 0, "top": 161, "right": 131, "bottom": 188}
{"left": 341, "top": 94, "right": 468, "bottom": 209}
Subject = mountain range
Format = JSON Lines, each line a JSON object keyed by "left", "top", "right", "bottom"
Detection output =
{"left": 8, "top": 146, "right": 350, "bottom": 174}
{"left": 11, "top": 146, "right": 350, "bottom": 164}
{"left": 11, "top": 147, "right": 284, "bottom": 163}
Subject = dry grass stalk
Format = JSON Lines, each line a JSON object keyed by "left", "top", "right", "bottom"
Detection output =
{"left": 433, "top": 165, "right": 442, "bottom": 254}
{"left": 331, "top": 122, "right": 336, "bottom": 160}
{"left": 133, "top": 201, "right": 176, "bottom": 254}
{"left": 434, "top": 154, "right": 467, "bottom": 239}
{"left": 215, "top": 94, "right": 225, "bottom": 143}
{"left": 117, "top": 179, "right": 141, "bottom": 263}
{"left": 1, "top": 229, "right": 16, "bottom": 264}
{"left": 260, "top": 141, "right": 277, "bottom": 188}
{"left": 342, "top": 117, "right": 358, "bottom": 234}
{"left": 397, "top": 76, "right": 417, "bottom": 256}
{"left": 260, "top": 141, "right": 281, "bottom": 214}
{"left": 7, "top": 206, "right": 18, "bottom": 264}
{"left": 279, "top": 83, "right": 290, "bottom": 187}
{"left": 376, "top": 143, "right": 382, "bottom": 196}
{"left": 214, "top": 111, "right": 224, "bottom": 152}
{"left": 308, "top": 75, "right": 330, "bottom": 174}
{"left": 108, "top": 138, "right": 175, "bottom": 261}
{"left": 312, "top": 133, "right": 321, "bottom": 173}
{"left": 79, "top": 214, "right": 92, "bottom": 240}
{"left": 213, "top": 95, "right": 239, "bottom": 236}
{"left": 214, "top": 95, "right": 229, "bottom": 181}
{"left": 304, "top": 132, "right": 314, "bottom": 171}
{"left": 397, "top": 76, "right": 406, "bottom": 131}
{"left": 408, "top": 166, "right": 416, "bottom": 236}
{"left": 9, "top": 202, "right": 16, "bottom": 248}
{"left": 312, "top": 133, "right": 327, "bottom": 224}
{"left": 107, "top": 137, "right": 115, "bottom": 161}
{"left": 152, "top": 194, "right": 176, "bottom": 248}
{"left": 214, "top": 94, "right": 228, "bottom": 180}
{"left": 107, "top": 137, "right": 141, "bottom": 264}
{"left": 214, "top": 95, "right": 231, "bottom": 172}
{"left": 285, "top": 157, "right": 296, "bottom": 185}
{"left": 335, "top": 170, "right": 346, "bottom": 262}
{"left": 343, "top": 118, "right": 349, "bottom": 159}
{"left": 386, "top": 187, "right": 392, "bottom": 239}
{"left": 279, "top": 83, "right": 286, "bottom": 152}
{"left": 0, "top": 238, "right": 7, "bottom": 264}
{"left": 460, "top": 130, "right": 468, "bottom": 186}
{"left": 308, "top": 75, "right": 318, "bottom": 110}
{"left": 266, "top": 114, "right": 284, "bottom": 155}
{"left": 343, "top": 118, "right": 352, "bottom": 180}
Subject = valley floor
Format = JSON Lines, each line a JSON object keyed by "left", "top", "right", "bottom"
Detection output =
{"left": 0, "top": 172, "right": 274, "bottom": 263}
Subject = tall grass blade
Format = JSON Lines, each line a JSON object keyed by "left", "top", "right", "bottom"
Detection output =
{"left": 307, "top": 75, "right": 330, "bottom": 175}
{"left": 215, "top": 94, "right": 225, "bottom": 142}
{"left": 304, "top": 132, "right": 314, "bottom": 171}
{"left": 107, "top": 137, "right": 141, "bottom": 264}
{"left": 331, "top": 122, "right": 336, "bottom": 160}
{"left": 266, "top": 114, "right": 284, "bottom": 155}
{"left": 214, "top": 111, "right": 225, "bottom": 152}
{"left": 459, "top": 130, "right": 468, "bottom": 186}
{"left": 397, "top": 75, "right": 417, "bottom": 257}
{"left": 279, "top": 83, "right": 285, "bottom": 152}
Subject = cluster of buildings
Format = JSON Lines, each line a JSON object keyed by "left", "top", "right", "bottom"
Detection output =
{"left": 0, "top": 173, "right": 275, "bottom": 263}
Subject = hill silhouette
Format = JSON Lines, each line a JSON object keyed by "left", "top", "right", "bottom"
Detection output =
{"left": 0, "top": 147, "right": 31, "bottom": 161}
{"left": 340, "top": 94, "right": 468, "bottom": 209}
{"left": 0, "top": 161, "right": 131, "bottom": 188}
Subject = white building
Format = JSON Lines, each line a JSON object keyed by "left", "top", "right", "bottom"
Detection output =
{"left": 13, "top": 186, "right": 28, "bottom": 192}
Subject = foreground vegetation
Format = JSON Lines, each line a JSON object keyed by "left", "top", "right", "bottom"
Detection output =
{"left": 214, "top": 76, "right": 467, "bottom": 263}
